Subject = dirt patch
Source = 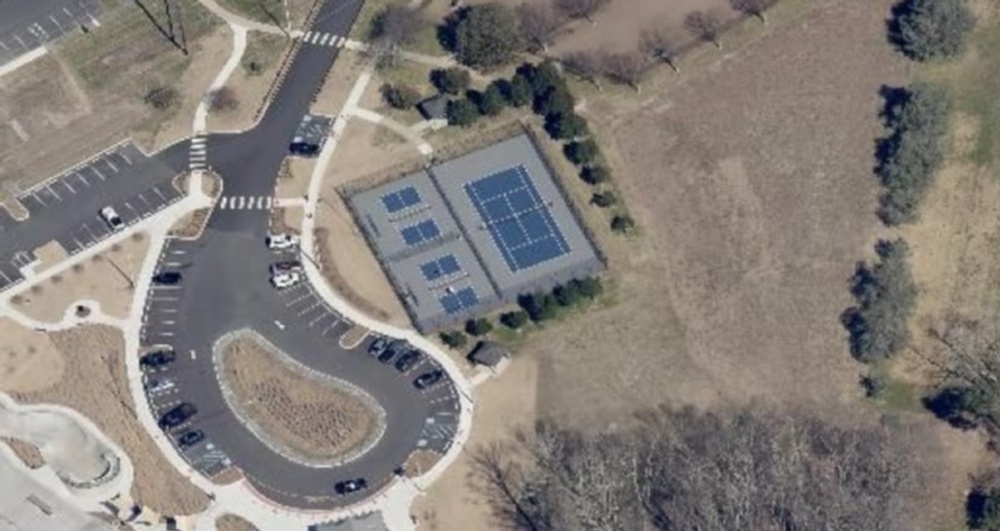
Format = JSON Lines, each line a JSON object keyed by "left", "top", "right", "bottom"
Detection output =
{"left": 216, "top": 513, "right": 260, "bottom": 531}
{"left": 13, "top": 233, "right": 150, "bottom": 322}
{"left": 219, "top": 332, "right": 380, "bottom": 462}
{"left": 2, "top": 438, "right": 44, "bottom": 469}
{"left": 0, "top": 319, "right": 63, "bottom": 394}
{"left": 412, "top": 355, "right": 539, "bottom": 531}
{"left": 402, "top": 450, "right": 440, "bottom": 478}
{"left": 31, "top": 241, "right": 69, "bottom": 272}
{"left": 10, "top": 325, "right": 209, "bottom": 515}
{"left": 209, "top": 33, "right": 295, "bottom": 132}
{"left": 211, "top": 467, "right": 245, "bottom": 485}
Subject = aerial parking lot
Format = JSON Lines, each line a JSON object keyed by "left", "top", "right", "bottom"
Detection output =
{"left": 0, "top": 0, "right": 103, "bottom": 67}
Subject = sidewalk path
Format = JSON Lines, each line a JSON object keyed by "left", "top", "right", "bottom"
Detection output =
{"left": 194, "top": 0, "right": 291, "bottom": 35}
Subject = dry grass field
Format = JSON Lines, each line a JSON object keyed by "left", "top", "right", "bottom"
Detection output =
{"left": 215, "top": 513, "right": 260, "bottom": 531}
{"left": 221, "top": 335, "right": 378, "bottom": 461}
{"left": 6, "top": 325, "right": 209, "bottom": 515}
{"left": 216, "top": 0, "right": 317, "bottom": 29}
{"left": 208, "top": 32, "right": 295, "bottom": 132}
{"left": 11, "top": 233, "right": 150, "bottom": 322}
{"left": 414, "top": 0, "right": 994, "bottom": 528}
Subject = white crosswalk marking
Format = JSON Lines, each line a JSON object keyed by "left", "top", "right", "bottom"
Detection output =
{"left": 336, "top": 36, "right": 346, "bottom": 47}
{"left": 319, "top": 34, "right": 330, "bottom": 45}
{"left": 304, "top": 32, "right": 342, "bottom": 47}
{"left": 189, "top": 135, "right": 208, "bottom": 170}
{"left": 216, "top": 196, "right": 276, "bottom": 210}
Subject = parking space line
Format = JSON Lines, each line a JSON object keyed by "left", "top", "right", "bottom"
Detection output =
{"left": 152, "top": 186, "right": 167, "bottom": 201}
{"left": 106, "top": 159, "right": 118, "bottom": 172}
{"left": 12, "top": 35, "right": 26, "bottom": 48}
{"left": 45, "top": 185, "right": 61, "bottom": 201}
{"left": 119, "top": 150, "right": 132, "bottom": 165}
{"left": 61, "top": 179, "right": 75, "bottom": 194}
{"left": 169, "top": 250, "right": 187, "bottom": 255}
{"left": 75, "top": 172, "right": 90, "bottom": 186}
{"left": 322, "top": 320, "right": 343, "bottom": 336}
{"left": 297, "top": 302, "right": 322, "bottom": 316}
{"left": 0, "top": 41, "right": 9, "bottom": 52}
{"left": 30, "top": 193, "right": 46, "bottom": 207}
{"left": 159, "top": 308, "right": 179, "bottom": 313}
{"left": 286, "top": 293, "right": 314, "bottom": 307}
{"left": 72, "top": 238, "right": 84, "bottom": 250}
{"left": 91, "top": 167, "right": 105, "bottom": 180}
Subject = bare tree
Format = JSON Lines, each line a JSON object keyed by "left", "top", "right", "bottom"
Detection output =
{"left": 518, "top": 1, "right": 566, "bottom": 53}
{"left": 639, "top": 25, "right": 681, "bottom": 73}
{"left": 685, "top": 10, "right": 724, "bottom": 49}
{"left": 561, "top": 50, "right": 606, "bottom": 90}
{"left": 603, "top": 51, "right": 654, "bottom": 92}
{"left": 476, "top": 407, "right": 939, "bottom": 531}
{"left": 554, "top": 0, "right": 610, "bottom": 26}
{"left": 369, "top": 4, "right": 424, "bottom": 47}
{"left": 922, "top": 318, "right": 1000, "bottom": 434}
{"left": 730, "top": 0, "right": 779, "bottom": 23}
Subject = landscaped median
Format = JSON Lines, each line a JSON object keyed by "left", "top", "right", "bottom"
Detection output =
{"left": 213, "top": 329, "right": 385, "bottom": 467}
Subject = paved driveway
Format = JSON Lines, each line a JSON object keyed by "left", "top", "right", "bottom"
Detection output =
{"left": 0, "top": 0, "right": 102, "bottom": 66}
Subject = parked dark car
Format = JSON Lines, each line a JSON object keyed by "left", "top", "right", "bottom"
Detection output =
{"left": 140, "top": 350, "right": 177, "bottom": 368}
{"left": 152, "top": 271, "right": 182, "bottom": 285}
{"left": 159, "top": 403, "right": 197, "bottom": 429}
{"left": 377, "top": 348, "right": 398, "bottom": 364}
{"left": 289, "top": 142, "right": 320, "bottom": 157}
{"left": 414, "top": 369, "right": 444, "bottom": 390}
{"left": 177, "top": 430, "right": 205, "bottom": 448}
{"left": 368, "top": 337, "right": 389, "bottom": 356}
{"left": 395, "top": 351, "right": 424, "bottom": 372}
{"left": 334, "top": 478, "right": 368, "bottom": 495}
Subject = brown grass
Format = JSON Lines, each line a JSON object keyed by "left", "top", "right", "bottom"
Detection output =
{"left": 0, "top": 319, "right": 63, "bottom": 393}
{"left": 221, "top": 336, "right": 378, "bottom": 461}
{"left": 216, "top": 513, "right": 260, "bottom": 531}
{"left": 14, "top": 233, "right": 150, "bottom": 322}
{"left": 209, "top": 32, "right": 295, "bottom": 132}
{"left": 11, "top": 325, "right": 209, "bottom": 515}
{"left": 2, "top": 438, "right": 44, "bottom": 469}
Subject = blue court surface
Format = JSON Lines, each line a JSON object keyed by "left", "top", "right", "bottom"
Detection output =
{"left": 400, "top": 219, "right": 440, "bottom": 246}
{"left": 421, "top": 254, "right": 461, "bottom": 282}
{"left": 382, "top": 186, "right": 421, "bottom": 213}
{"left": 439, "top": 286, "right": 479, "bottom": 314}
{"left": 465, "top": 166, "right": 571, "bottom": 273}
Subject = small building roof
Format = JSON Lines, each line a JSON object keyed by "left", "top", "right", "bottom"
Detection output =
{"left": 468, "top": 341, "right": 510, "bottom": 367}
{"left": 417, "top": 94, "right": 449, "bottom": 120}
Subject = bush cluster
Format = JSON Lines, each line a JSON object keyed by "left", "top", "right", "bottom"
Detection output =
{"left": 876, "top": 83, "right": 951, "bottom": 225}
{"left": 439, "top": 330, "right": 468, "bottom": 349}
{"left": 840, "top": 239, "right": 917, "bottom": 363}
{"left": 890, "top": 0, "right": 976, "bottom": 62}
{"left": 517, "top": 277, "right": 603, "bottom": 323}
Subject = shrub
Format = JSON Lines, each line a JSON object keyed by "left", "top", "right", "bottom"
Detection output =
{"left": 507, "top": 73, "right": 534, "bottom": 107}
{"left": 500, "top": 310, "right": 529, "bottom": 329}
{"left": 447, "top": 98, "right": 480, "bottom": 127}
{"left": 580, "top": 165, "right": 610, "bottom": 185}
{"left": 207, "top": 86, "right": 239, "bottom": 113}
{"left": 610, "top": 214, "right": 636, "bottom": 234}
{"left": 860, "top": 373, "right": 887, "bottom": 398}
{"left": 891, "top": 0, "right": 976, "bottom": 62}
{"left": 144, "top": 86, "right": 178, "bottom": 110}
{"left": 573, "top": 277, "right": 603, "bottom": 299}
{"left": 591, "top": 191, "right": 616, "bottom": 208}
{"left": 519, "top": 292, "right": 559, "bottom": 322}
{"left": 522, "top": 60, "right": 566, "bottom": 99}
{"left": 876, "top": 83, "right": 951, "bottom": 225}
{"left": 449, "top": 4, "right": 524, "bottom": 70}
{"left": 553, "top": 282, "right": 581, "bottom": 307}
{"left": 431, "top": 67, "right": 472, "bottom": 95}
{"left": 465, "top": 317, "right": 494, "bottom": 336}
{"left": 533, "top": 85, "right": 575, "bottom": 117}
{"left": 477, "top": 84, "right": 506, "bottom": 116}
{"left": 545, "top": 112, "right": 589, "bottom": 141}
{"left": 380, "top": 83, "right": 422, "bottom": 109}
{"left": 440, "top": 330, "right": 468, "bottom": 349}
{"left": 564, "top": 140, "right": 600, "bottom": 166}
{"left": 840, "top": 239, "right": 917, "bottom": 363}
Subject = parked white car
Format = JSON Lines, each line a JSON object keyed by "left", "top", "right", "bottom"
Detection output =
{"left": 266, "top": 233, "right": 299, "bottom": 250}
{"left": 271, "top": 271, "right": 301, "bottom": 289}
{"left": 100, "top": 206, "right": 125, "bottom": 232}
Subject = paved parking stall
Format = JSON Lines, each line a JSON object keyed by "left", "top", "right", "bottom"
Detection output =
{"left": 0, "top": 0, "right": 102, "bottom": 67}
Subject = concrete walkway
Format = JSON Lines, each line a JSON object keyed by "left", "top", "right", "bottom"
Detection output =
{"left": 194, "top": 0, "right": 291, "bottom": 35}
{"left": 350, "top": 108, "right": 433, "bottom": 156}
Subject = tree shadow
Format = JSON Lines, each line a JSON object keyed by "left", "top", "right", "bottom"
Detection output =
{"left": 132, "top": 0, "right": 188, "bottom": 55}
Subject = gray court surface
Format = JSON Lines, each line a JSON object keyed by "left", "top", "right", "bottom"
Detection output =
{"left": 349, "top": 134, "right": 602, "bottom": 331}
{"left": 0, "top": 0, "right": 102, "bottom": 67}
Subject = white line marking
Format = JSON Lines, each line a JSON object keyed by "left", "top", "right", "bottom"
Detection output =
{"left": 274, "top": 320, "right": 286, "bottom": 330}
{"left": 106, "top": 159, "right": 118, "bottom": 172}
{"left": 46, "top": 185, "right": 61, "bottom": 201}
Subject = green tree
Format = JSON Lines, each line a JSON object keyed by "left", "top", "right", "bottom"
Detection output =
{"left": 431, "top": 67, "right": 472, "bottom": 95}
{"left": 564, "top": 140, "right": 600, "bottom": 166}
{"left": 447, "top": 98, "right": 481, "bottom": 127}
{"left": 969, "top": 488, "right": 1000, "bottom": 530}
{"left": 439, "top": 330, "right": 468, "bottom": 349}
{"left": 466, "top": 317, "right": 494, "bottom": 336}
{"left": 526, "top": 60, "right": 566, "bottom": 98}
{"left": 573, "top": 277, "right": 603, "bottom": 299}
{"left": 478, "top": 84, "right": 506, "bottom": 116}
{"left": 452, "top": 4, "right": 525, "bottom": 70}
{"left": 891, "top": 0, "right": 976, "bottom": 61}
{"left": 876, "top": 83, "right": 951, "bottom": 225}
{"left": 591, "top": 191, "right": 616, "bottom": 208}
{"left": 580, "top": 165, "right": 610, "bottom": 185}
{"left": 610, "top": 214, "right": 636, "bottom": 234}
{"left": 507, "top": 74, "right": 533, "bottom": 107}
{"left": 519, "top": 292, "right": 559, "bottom": 321}
{"left": 840, "top": 239, "right": 918, "bottom": 363}
{"left": 545, "top": 112, "right": 589, "bottom": 141}
{"left": 500, "top": 310, "right": 529, "bottom": 329}
{"left": 380, "top": 83, "right": 422, "bottom": 109}
{"left": 553, "top": 282, "right": 581, "bottom": 307}
{"left": 534, "top": 85, "right": 575, "bottom": 117}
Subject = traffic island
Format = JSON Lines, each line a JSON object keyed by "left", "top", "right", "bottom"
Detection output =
{"left": 214, "top": 329, "right": 386, "bottom": 467}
